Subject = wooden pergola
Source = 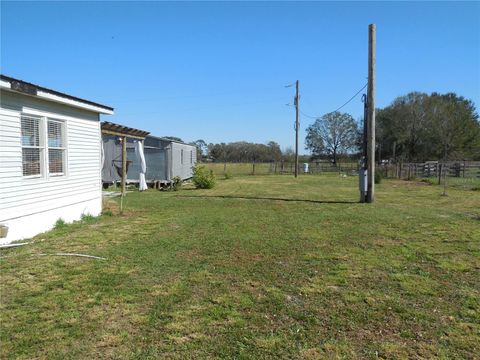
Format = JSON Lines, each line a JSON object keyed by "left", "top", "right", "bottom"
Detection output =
{"left": 101, "top": 122, "right": 150, "bottom": 196}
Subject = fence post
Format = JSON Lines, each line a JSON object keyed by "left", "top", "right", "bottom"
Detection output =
{"left": 252, "top": 160, "right": 255, "bottom": 175}
{"left": 438, "top": 163, "right": 442, "bottom": 185}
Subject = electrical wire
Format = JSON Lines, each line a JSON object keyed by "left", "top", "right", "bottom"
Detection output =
{"left": 299, "top": 83, "right": 368, "bottom": 119}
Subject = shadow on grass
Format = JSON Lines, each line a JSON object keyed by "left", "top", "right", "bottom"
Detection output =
{"left": 174, "top": 194, "right": 358, "bottom": 204}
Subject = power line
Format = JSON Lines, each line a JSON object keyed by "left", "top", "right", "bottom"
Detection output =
{"left": 299, "top": 83, "right": 368, "bottom": 119}
{"left": 331, "top": 83, "right": 368, "bottom": 113}
{"left": 299, "top": 109, "right": 318, "bottom": 119}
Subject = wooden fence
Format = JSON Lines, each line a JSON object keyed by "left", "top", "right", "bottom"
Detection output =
{"left": 205, "top": 161, "right": 480, "bottom": 182}
{"left": 377, "top": 161, "right": 480, "bottom": 182}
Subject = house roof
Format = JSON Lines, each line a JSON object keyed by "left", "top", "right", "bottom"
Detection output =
{"left": 101, "top": 121, "right": 150, "bottom": 139}
{"left": 147, "top": 135, "right": 192, "bottom": 146}
{"left": 0, "top": 74, "right": 114, "bottom": 115}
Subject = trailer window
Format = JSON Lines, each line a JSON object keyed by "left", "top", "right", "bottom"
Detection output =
{"left": 21, "top": 116, "right": 43, "bottom": 176}
{"left": 47, "top": 120, "right": 65, "bottom": 175}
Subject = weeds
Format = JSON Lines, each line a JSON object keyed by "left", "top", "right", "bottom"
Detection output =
{"left": 53, "top": 218, "right": 66, "bottom": 230}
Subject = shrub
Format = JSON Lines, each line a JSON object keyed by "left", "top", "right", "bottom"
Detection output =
{"left": 170, "top": 176, "right": 182, "bottom": 191}
{"left": 192, "top": 165, "right": 216, "bottom": 189}
{"left": 224, "top": 170, "right": 233, "bottom": 180}
{"left": 54, "top": 218, "right": 66, "bottom": 230}
{"left": 374, "top": 170, "right": 383, "bottom": 184}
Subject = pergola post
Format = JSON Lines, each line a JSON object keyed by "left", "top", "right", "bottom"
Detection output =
{"left": 121, "top": 135, "right": 127, "bottom": 196}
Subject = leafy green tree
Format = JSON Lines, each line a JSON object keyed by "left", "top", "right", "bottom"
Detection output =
{"left": 378, "top": 92, "right": 431, "bottom": 161}
{"left": 267, "top": 141, "right": 282, "bottom": 161}
{"left": 377, "top": 92, "right": 480, "bottom": 161}
{"left": 189, "top": 139, "right": 208, "bottom": 161}
{"left": 428, "top": 93, "right": 480, "bottom": 160}
{"left": 305, "top": 111, "right": 359, "bottom": 164}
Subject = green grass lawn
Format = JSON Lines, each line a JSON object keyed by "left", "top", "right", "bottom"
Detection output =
{"left": 1, "top": 175, "right": 479, "bottom": 359}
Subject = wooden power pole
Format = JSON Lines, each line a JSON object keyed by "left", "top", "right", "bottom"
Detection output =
{"left": 294, "top": 80, "right": 299, "bottom": 178}
{"left": 366, "top": 24, "right": 376, "bottom": 203}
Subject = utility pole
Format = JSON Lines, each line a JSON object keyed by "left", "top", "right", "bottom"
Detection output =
{"left": 366, "top": 24, "right": 376, "bottom": 203}
{"left": 294, "top": 80, "right": 299, "bottom": 178}
{"left": 359, "top": 94, "right": 368, "bottom": 203}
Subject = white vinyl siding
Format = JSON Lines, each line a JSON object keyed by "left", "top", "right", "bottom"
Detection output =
{"left": 170, "top": 142, "right": 197, "bottom": 180}
{"left": 0, "top": 89, "right": 102, "bottom": 228}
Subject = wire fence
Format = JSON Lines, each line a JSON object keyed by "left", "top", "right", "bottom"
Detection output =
{"left": 377, "top": 161, "right": 480, "bottom": 190}
{"left": 203, "top": 161, "right": 480, "bottom": 190}
{"left": 205, "top": 161, "right": 359, "bottom": 176}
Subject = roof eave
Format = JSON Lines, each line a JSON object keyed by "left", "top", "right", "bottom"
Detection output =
{"left": 0, "top": 75, "right": 114, "bottom": 115}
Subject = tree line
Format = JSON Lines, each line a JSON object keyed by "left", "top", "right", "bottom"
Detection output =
{"left": 189, "top": 140, "right": 308, "bottom": 163}
{"left": 305, "top": 91, "right": 480, "bottom": 163}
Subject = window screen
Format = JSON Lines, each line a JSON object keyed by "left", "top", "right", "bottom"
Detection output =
{"left": 47, "top": 120, "right": 65, "bottom": 174}
{"left": 48, "top": 121, "right": 63, "bottom": 147}
{"left": 21, "top": 116, "right": 42, "bottom": 176}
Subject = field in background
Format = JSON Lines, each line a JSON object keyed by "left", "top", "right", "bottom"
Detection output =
{"left": 204, "top": 161, "right": 358, "bottom": 177}
{"left": 1, "top": 175, "right": 479, "bottom": 358}
{"left": 204, "top": 162, "right": 480, "bottom": 190}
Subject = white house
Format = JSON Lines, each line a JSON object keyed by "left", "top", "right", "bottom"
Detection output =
{"left": 0, "top": 75, "right": 113, "bottom": 244}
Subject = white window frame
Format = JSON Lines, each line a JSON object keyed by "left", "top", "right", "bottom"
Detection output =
{"left": 20, "top": 113, "right": 68, "bottom": 179}
{"left": 47, "top": 119, "right": 66, "bottom": 177}
{"left": 20, "top": 115, "right": 45, "bottom": 178}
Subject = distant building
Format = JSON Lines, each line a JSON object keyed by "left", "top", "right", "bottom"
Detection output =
{"left": 0, "top": 75, "right": 113, "bottom": 244}
{"left": 101, "top": 123, "right": 197, "bottom": 186}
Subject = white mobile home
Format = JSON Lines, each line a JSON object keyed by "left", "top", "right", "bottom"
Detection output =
{"left": 0, "top": 75, "right": 113, "bottom": 244}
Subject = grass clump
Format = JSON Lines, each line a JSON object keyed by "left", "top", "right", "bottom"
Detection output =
{"left": 102, "top": 210, "right": 113, "bottom": 217}
{"left": 374, "top": 169, "right": 383, "bottom": 184}
{"left": 224, "top": 170, "right": 233, "bottom": 180}
{"left": 53, "top": 218, "right": 66, "bottom": 230}
{"left": 192, "top": 164, "right": 216, "bottom": 189}
{"left": 169, "top": 176, "right": 183, "bottom": 191}
{"left": 80, "top": 213, "right": 97, "bottom": 223}
{"left": 420, "top": 178, "right": 436, "bottom": 185}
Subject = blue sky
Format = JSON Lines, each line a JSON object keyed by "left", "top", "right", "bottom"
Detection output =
{"left": 1, "top": 1, "right": 479, "bottom": 153}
